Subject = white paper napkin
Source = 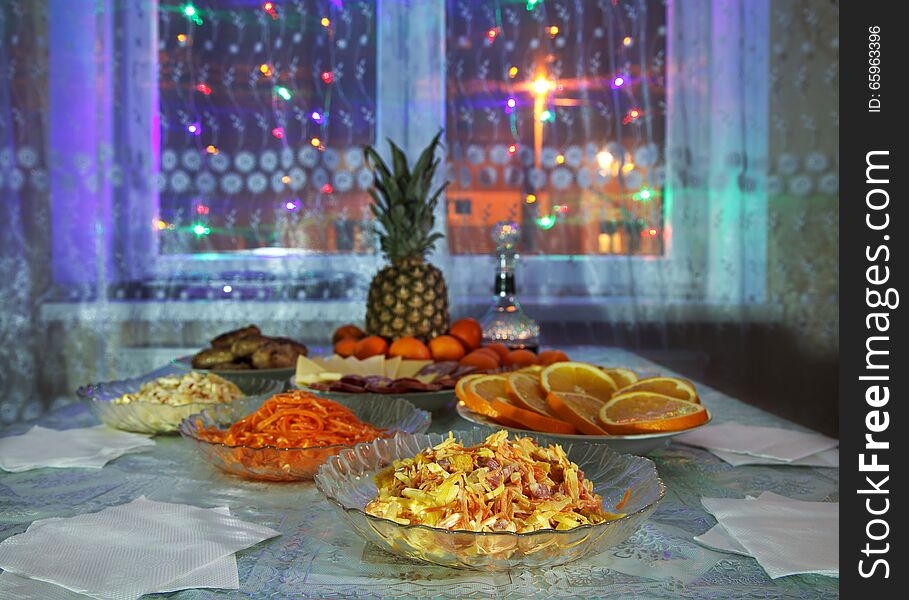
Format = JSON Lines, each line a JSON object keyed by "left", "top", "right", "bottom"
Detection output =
{"left": 0, "top": 497, "right": 279, "bottom": 600}
{"left": 698, "top": 491, "right": 838, "bottom": 578}
{"left": 0, "top": 426, "right": 156, "bottom": 472}
{"left": 0, "top": 506, "right": 239, "bottom": 599}
{"left": 675, "top": 422, "right": 838, "bottom": 462}
{"left": 710, "top": 448, "right": 839, "bottom": 467}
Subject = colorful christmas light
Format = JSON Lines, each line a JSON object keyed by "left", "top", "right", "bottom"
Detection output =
{"left": 311, "top": 111, "right": 324, "bottom": 123}
{"left": 186, "top": 122, "right": 201, "bottom": 135}
{"left": 321, "top": 71, "right": 334, "bottom": 84}
{"left": 274, "top": 86, "right": 292, "bottom": 101}
{"left": 192, "top": 223, "right": 211, "bottom": 236}
{"left": 611, "top": 75, "right": 625, "bottom": 88}
{"left": 271, "top": 127, "right": 285, "bottom": 139}
{"left": 321, "top": 183, "right": 333, "bottom": 194}
{"left": 540, "top": 109, "right": 554, "bottom": 122}
{"left": 537, "top": 215, "right": 556, "bottom": 230}
{"left": 196, "top": 82, "right": 212, "bottom": 95}
{"left": 507, "top": 144, "right": 518, "bottom": 155}
{"left": 509, "top": 66, "right": 519, "bottom": 78}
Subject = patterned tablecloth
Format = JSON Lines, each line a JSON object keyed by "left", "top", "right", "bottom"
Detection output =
{"left": 0, "top": 347, "right": 838, "bottom": 599}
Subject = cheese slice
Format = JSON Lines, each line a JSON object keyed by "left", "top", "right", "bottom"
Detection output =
{"left": 384, "top": 356, "right": 403, "bottom": 379}
{"left": 322, "top": 354, "right": 349, "bottom": 373}
{"left": 359, "top": 354, "right": 386, "bottom": 377}
{"left": 296, "top": 355, "right": 326, "bottom": 379}
{"left": 343, "top": 356, "right": 367, "bottom": 376}
{"left": 296, "top": 372, "right": 343, "bottom": 385}
{"left": 415, "top": 373, "right": 438, "bottom": 384}
{"left": 396, "top": 360, "right": 433, "bottom": 379}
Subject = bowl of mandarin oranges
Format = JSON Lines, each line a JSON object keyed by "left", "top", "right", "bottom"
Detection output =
{"left": 292, "top": 318, "right": 575, "bottom": 414}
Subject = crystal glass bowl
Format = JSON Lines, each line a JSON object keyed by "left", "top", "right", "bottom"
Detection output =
{"left": 77, "top": 367, "right": 284, "bottom": 434}
{"left": 314, "top": 430, "right": 665, "bottom": 570}
{"left": 179, "top": 396, "right": 431, "bottom": 481}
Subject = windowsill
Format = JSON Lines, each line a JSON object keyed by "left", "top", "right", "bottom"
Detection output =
{"left": 39, "top": 296, "right": 781, "bottom": 324}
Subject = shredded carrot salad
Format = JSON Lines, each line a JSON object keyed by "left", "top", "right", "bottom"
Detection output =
{"left": 195, "top": 391, "right": 387, "bottom": 449}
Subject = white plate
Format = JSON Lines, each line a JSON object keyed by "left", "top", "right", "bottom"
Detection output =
{"left": 455, "top": 402, "right": 712, "bottom": 455}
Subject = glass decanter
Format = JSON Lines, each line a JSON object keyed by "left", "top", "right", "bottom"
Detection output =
{"left": 479, "top": 221, "right": 540, "bottom": 352}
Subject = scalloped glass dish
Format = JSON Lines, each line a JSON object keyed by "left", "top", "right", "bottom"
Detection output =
{"left": 179, "top": 396, "right": 431, "bottom": 481}
{"left": 456, "top": 402, "right": 712, "bottom": 455}
{"left": 77, "top": 368, "right": 284, "bottom": 435}
{"left": 289, "top": 377, "right": 456, "bottom": 412}
{"left": 172, "top": 355, "right": 296, "bottom": 382}
{"left": 314, "top": 430, "right": 665, "bottom": 570}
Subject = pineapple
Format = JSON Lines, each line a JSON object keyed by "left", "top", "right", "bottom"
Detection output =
{"left": 363, "top": 131, "right": 450, "bottom": 340}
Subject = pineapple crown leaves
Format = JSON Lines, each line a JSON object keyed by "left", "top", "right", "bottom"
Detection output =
{"left": 364, "top": 129, "right": 449, "bottom": 263}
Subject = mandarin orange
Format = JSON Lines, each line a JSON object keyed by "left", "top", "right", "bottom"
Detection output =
{"left": 353, "top": 335, "right": 389, "bottom": 360}
{"left": 334, "top": 337, "right": 358, "bottom": 358}
{"left": 332, "top": 324, "right": 365, "bottom": 344}
{"left": 450, "top": 318, "right": 483, "bottom": 351}
{"left": 387, "top": 336, "right": 432, "bottom": 360}
{"left": 458, "top": 350, "right": 500, "bottom": 371}
{"left": 483, "top": 343, "right": 510, "bottom": 360}
{"left": 504, "top": 349, "right": 539, "bottom": 367}
{"left": 428, "top": 335, "right": 466, "bottom": 361}
{"left": 538, "top": 350, "right": 570, "bottom": 366}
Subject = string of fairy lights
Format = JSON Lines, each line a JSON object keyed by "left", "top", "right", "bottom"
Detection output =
{"left": 446, "top": 0, "right": 664, "bottom": 252}
{"left": 156, "top": 0, "right": 663, "bottom": 254}
{"left": 156, "top": 1, "right": 347, "bottom": 245}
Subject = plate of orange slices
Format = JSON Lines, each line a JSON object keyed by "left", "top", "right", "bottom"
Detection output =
{"left": 455, "top": 362, "right": 711, "bottom": 455}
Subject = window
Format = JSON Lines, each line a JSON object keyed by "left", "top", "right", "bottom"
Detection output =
{"left": 157, "top": 1, "right": 378, "bottom": 255}
{"left": 444, "top": 0, "right": 666, "bottom": 256}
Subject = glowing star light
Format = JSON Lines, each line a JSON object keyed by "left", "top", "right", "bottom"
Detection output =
{"left": 182, "top": 4, "right": 202, "bottom": 25}
{"left": 532, "top": 77, "right": 553, "bottom": 96}
{"left": 536, "top": 215, "right": 556, "bottom": 230}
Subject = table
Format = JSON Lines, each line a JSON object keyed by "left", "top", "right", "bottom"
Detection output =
{"left": 0, "top": 347, "right": 839, "bottom": 599}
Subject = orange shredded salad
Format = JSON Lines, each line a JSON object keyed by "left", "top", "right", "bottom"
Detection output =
{"left": 196, "top": 390, "right": 387, "bottom": 448}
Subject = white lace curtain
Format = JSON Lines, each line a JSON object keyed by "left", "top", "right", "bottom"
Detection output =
{"left": 1, "top": 0, "right": 777, "bottom": 424}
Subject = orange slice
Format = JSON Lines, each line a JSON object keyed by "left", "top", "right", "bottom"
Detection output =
{"left": 456, "top": 374, "right": 509, "bottom": 418}
{"left": 597, "top": 391, "right": 708, "bottom": 434}
{"left": 546, "top": 391, "right": 609, "bottom": 435}
{"left": 489, "top": 398, "right": 578, "bottom": 435}
{"left": 613, "top": 376, "right": 699, "bottom": 404}
{"left": 540, "top": 362, "right": 618, "bottom": 401}
{"left": 601, "top": 368, "right": 639, "bottom": 390}
{"left": 505, "top": 373, "right": 558, "bottom": 417}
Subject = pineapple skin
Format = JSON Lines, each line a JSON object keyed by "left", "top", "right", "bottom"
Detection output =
{"left": 365, "top": 258, "right": 450, "bottom": 340}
